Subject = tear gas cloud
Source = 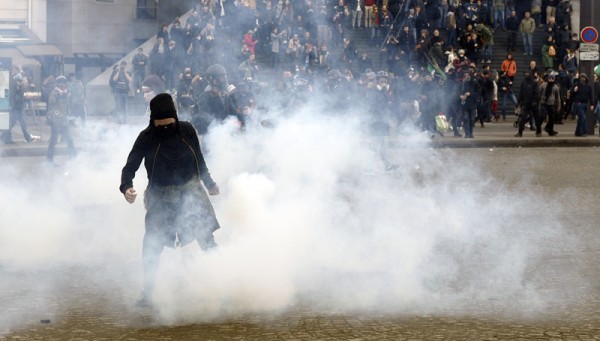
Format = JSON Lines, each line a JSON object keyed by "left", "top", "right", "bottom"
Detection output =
{"left": 0, "top": 88, "right": 585, "bottom": 330}
{"left": 0, "top": 0, "right": 590, "bottom": 333}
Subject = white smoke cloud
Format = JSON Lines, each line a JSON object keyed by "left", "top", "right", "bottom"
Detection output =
{"left": 0, "top": 102, "right": 585, "bottom": 331}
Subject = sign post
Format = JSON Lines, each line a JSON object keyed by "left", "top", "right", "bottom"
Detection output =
{"left": 581, "top": 26, "right": 598, "bottom": 44}
{"left": 580, "top": 43, "right": 600, "bottom": 61}
{"left": 579, "top": 1, "right": 597, "bottom": 135}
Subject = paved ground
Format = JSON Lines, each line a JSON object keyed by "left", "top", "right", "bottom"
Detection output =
{"left": 1, "top": 115, "right": 600, "bottom": 340}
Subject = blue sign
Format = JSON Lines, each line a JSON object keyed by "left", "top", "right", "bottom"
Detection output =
{"left": 581, "top": 26, "right": 598, "bottom": 44}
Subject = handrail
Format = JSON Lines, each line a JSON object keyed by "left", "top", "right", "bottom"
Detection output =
{"left": 378, "top": 0, "right": 412, "bottom": 52}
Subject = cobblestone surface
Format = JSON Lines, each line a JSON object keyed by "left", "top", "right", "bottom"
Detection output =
{"left": 2, "top": 148, "right": 600, "bottom": 340}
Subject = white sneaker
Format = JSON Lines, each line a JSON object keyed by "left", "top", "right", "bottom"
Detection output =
{"left": 28, "top": 135, "right": 41, "bottom": 142}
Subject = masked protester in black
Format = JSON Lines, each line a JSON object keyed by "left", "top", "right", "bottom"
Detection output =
{"left": 191, "top": 64, "right": 240, "bottom": 135}
{"left": 515, "top": 71, "right": 541, "bottom": 137}
{"left": 120, "top": 93, "right": 221, "bottom": 307}
{"left": 539, "top": 73, "right": 561, "bottom": 136}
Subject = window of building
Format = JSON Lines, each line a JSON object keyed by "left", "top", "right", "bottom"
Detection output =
{"left": 136, "top": 0, "right": 158, "bottom": 19}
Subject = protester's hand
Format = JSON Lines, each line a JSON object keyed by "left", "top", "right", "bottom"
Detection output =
{"left": 124, "top": 187, "right": 137, "bottom": 204}
{"left": 208, "top": 184, "right": 220, "bottom": 196}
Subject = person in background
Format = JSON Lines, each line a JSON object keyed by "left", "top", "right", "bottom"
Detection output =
{"left": 476, "top": 22, "right": 494, "bottom": 64}
{"left": 493, "top": 0, "right": 505, "bottom": 30}
{"left": 459, "top": 69, "right": 480, "bottom": 139}
{"left": 541, "top": 35, "right": 557, "bottom": 71}
{"left": 546, "top": 0, "right": 559, "bottom": 24}
{"left": 350, "top": 0, "right": 365, "bottom": 29}
{"left": 120, "top": 93, "right": 220, "bottom": 308}
{"left": 514, "top": 71, "right": 540, "bottom": 137}
{"left": 531, "top": 0, "right": 542, "bottom": 27}
{"left": 594, "top": 73, "right": 600, "bottom": 134}
{"left": 1, "top": 66, "right": 40, "bottom": 144}
{"left": 539, "top": 72, "right": 561, "bottom": 136}
{"left": 497, "top": 70, "right": 517, "bottom": 121}
{"left": 132, "top": 47, "right": 149, "bottom": 94}
{"left": 500, "top": 53, "right": 517, "bottom": 81}
{"left": 111, "top": 60, "right": 133, "bottom": 124}
{"left": 562, "top": 48, "right": 578, "bottom": 74}
{"left": 46, "top": 75, "right": 76, "bottom": 165}
{"left": 176, "top": 67, "right": 195, "bottom": 121}
{"left": 68, "top": 73, "right": 86, "bottom": 127}
{"left": 192, "top": 64, "right": 239, "bottom": 135}
{"left": 571, "top": 73, "right": 593, "bottom": 137}
{"left": 519, "top": 11, "right": 536, "bottom": 56}
{"left": 506, "top": 10, "right": 519, "bottom": 52}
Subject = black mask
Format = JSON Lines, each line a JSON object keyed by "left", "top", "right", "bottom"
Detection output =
{"left": 212, "top": 75, "right": 229, "bottom": 91}
{"left": 154, "top": 122, "right": 177, "bottom": 139}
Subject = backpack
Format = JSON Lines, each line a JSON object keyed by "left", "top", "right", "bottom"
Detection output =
{"left": 548, "top": 45, "right": 556, "bottom": 57}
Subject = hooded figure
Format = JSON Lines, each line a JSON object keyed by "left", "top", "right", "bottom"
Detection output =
{"left": 120, "top": 93, "right": 221, "bottom": 307}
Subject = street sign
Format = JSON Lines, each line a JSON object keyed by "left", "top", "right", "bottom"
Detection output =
{"left": 580, "top": 51, "right": 600, "bottom": 61}
{"left": 581, "top": 26, "right": 598, "bottom": 44}
{"left": 580, "top": 43, "right": 599, "bottom": 52}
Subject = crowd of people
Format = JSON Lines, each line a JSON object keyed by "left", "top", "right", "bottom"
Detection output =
{"left": 3, "top": 0, "right": 598, "bottom": 150}
{"left": 107, "top": 0, "right": 597, "bottom": 139}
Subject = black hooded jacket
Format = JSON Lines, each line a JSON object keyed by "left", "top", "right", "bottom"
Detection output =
{"left": 120, "top": 120, "right": 216, "bottom": 193}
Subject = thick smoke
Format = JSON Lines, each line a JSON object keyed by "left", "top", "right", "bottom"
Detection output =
{"left": 148, "top": 109, "right": 572, "bottom": 323}
{"left": 0, "top": 96, "right": 585, "bottom": 332}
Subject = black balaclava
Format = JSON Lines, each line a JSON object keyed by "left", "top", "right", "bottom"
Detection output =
{"left": 149, "top": 93, "right": 178, "bottom": 138}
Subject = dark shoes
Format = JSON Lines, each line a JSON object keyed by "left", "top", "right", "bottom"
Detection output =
{"left": 544, "top": 127, "right": 558, "bottom": 136}
{"left": 514, "top": 133, "right": 522, "bottom": 137}
{"left": 135, "top": 292, "right": 153, "bottom": 309}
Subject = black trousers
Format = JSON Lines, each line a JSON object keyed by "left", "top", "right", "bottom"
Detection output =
{"left": 542, "top": 104, "right": 557, "bottom": 134}
{"left": 507, "top": 31, "right": 518, "bottom": 51}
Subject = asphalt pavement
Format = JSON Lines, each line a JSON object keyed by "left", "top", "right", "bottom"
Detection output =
{"left": 2, "top": 115, "right": 600, "bottom": 340}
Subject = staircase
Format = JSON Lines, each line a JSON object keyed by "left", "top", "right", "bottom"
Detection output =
{"left": 490, "top": 28, "right": 547, "bottom": 85}
{"left": 339, "top": 24, "right": 548, "bottom": 116}
{"left": 345, "top": 28, "right": 388, "bottom": 71}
